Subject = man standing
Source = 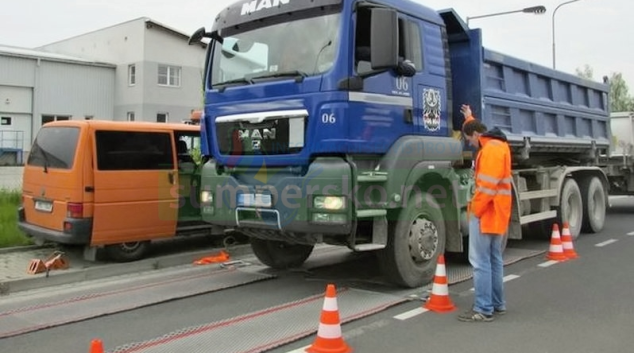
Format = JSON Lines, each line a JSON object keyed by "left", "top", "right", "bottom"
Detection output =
{"left": 457, "top": 104, "right": 513, "bottom": 322}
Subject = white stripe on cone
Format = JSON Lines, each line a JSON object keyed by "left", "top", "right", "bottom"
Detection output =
{"left": 322, "top": 297, "right": 338, "bottom": 311}
{"left": 549, "top": 244, "right": 563, "bottom": 252}
{"left": 435, "top": 264, "right": 446, "bottom": 277}
{"left": 316, "top": 323, "right": 343, "bottom": 339}
{"left": 430, "top": 282, "right": 449, "bottom": 296}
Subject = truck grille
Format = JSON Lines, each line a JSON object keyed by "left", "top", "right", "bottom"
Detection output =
{"left": 215, "top": 110, "right": 307, "bottom": 156}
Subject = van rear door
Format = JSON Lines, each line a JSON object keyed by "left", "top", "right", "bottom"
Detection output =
{"left": 22, "top": 125, "right": 84, "bottom": 237}
{"left": 90, "top": 127, "right": 179, "bottom": 245}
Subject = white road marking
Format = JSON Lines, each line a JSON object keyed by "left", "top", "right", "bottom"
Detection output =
{"left": 595, "top": 239, "right": 618, "bottom": 247}
{"left": 538, "top": 260, "right": 560, "bottom": 268}
{"left": 393, "top": 307, "right": 429, "bottom": 320}
{"left": 469, "top": 274, "right": 520, "bottom": 291}
{"left": 285, "top": 345, "right": 310, "bottom": 353}
{"left": 627, "top": 231, "right": 634, "bottom": 236}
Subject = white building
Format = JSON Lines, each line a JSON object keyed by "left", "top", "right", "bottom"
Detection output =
{"left": 38, "top": 17, "right": 207, "bottom": 124}
{"left": 0, "top": 17, "right": 207, "bottom": 165}
{"left": 0, "top": 45, "right": 115, "bottom": 164}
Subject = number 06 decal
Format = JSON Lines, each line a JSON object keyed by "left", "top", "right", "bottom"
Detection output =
{"left": 321, "top": 113, "right": 336, "bottom": 124}
{"left": 396, "top": 76, "right": 409, "bottom": 91}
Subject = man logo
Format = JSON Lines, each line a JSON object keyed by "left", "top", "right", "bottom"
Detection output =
{"left": 238, "top": 128, "right": 276, "bottom": 151}
{"left": 241, "top": 0, "right": 290, "bottom": 16}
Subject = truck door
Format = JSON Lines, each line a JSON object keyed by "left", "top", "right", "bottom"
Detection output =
{"left": 351, "top": 8, "right": 415, "bottom": 148}
{"left": 91, "top": 127, "right": 179, "bottom": 245}
{"left": 352, "top": 9, "right": 448, "bottom": 139}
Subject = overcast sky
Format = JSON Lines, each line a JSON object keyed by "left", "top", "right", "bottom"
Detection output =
{"left": 1, "top": 0, "right": 630, "bottom": 85}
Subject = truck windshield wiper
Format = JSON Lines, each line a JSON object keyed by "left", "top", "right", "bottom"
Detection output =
{"left": 215, "top": 77, "right": 254, "bottom": 92}
{"left": 247, "top": 70, "right": 308, "bottom": 83}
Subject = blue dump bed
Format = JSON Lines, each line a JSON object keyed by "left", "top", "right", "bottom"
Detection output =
{"left": 440, "top": 10, "right": 610, "bottom": 157}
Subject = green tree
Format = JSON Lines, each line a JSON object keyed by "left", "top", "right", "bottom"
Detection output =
{"left": 575, "top": 65, "right": 634, "bottom": 112}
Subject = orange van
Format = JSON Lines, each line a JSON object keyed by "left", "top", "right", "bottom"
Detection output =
{"left": 18, "top": 120, "right": 223, "bottom": 262}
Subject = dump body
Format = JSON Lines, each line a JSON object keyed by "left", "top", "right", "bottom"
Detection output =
{"left": 441, "top": 10, "right": 611, "bottom": 163}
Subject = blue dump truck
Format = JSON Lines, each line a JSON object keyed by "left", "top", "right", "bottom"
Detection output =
{"left": 188, "top": 0, "right": 613, "bottom": 287}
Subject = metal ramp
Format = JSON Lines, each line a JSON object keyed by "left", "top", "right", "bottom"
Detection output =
{"left": 107, "top": 287, "right": 407, "bottom": 353}
{"left": 0, "top": 265, "right": 275, "bottom": 339}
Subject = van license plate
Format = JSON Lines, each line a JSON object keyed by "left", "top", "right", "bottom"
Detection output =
{"left": 237, "top": 194, "right": 272, "bottom": 208}
{"left": 35, "top": 201, "right": 53, "bottom": 213}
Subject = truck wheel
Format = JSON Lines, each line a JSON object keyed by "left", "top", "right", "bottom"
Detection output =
{"left": 250, "top": 238, "right": 314, "bottom": 269}
{"left": 378, "top": 192, "right": 446, "bottom": 288}
{"left": 105, "top": 241, "right": 151, "bottom": 262}
{"left": 579, "top": 176, "right": 606, "bottom": 234}
{"left": 559, "top": 178, "right": 583, "bottom": 240}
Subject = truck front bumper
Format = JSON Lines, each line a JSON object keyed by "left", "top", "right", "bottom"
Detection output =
{"left": 200, "top": 158, "right": 354, "bottom": 236}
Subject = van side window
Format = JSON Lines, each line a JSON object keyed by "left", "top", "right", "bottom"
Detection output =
{"left": 95, "top": 131, "right": 174, "bottom": 171}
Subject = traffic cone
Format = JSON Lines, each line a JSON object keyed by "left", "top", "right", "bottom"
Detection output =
{"left": 546, "top": 223, "right": 568, "bottom": 261}
{"left": 306, "top": 284, "right": 352, "bottom": 353}
{"left": 89, "top": 339, "right": 104, "bottom": 353}
{"left": 561, "top": 222, "right": 579, "bottom": 259}
{"left": 423, "top": 254, "right": 457, "bottom": 313}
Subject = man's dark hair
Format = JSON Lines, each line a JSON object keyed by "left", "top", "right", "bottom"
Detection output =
{"left": 462, "top": 119, "right": 487, "bottom": 137}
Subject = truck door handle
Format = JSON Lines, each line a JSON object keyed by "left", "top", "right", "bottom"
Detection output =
{"left": 168, "top": 172, "right": 175, "bottom": 185}
{"left": 404, "top": 108, "right": 413, "bottom": 124}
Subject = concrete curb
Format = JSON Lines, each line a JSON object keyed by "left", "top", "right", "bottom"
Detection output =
{"left": 0, "top": 244, "right": 52, "bottom": 255}
{"left": 0, "top": 244, "right": 254, "bottom": 296}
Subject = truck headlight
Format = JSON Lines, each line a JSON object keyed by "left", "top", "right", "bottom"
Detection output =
{"left": 201, "top": 191, "right": 213, "bottom": 204}
{"left": 313, "top": 196, "right": 346, "bottom": 211}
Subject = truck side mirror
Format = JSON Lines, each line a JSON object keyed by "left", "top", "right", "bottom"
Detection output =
{"left": 370, "top": 8, "right": 398, "bottom": 70}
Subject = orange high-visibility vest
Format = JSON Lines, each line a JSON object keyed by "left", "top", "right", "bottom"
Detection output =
{"left": 471, "top": 136, "right": 512, "bottom": 235}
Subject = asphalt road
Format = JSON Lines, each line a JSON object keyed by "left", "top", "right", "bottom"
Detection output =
{"left": 1, "top": 196, "right": 633, "bottom": 353}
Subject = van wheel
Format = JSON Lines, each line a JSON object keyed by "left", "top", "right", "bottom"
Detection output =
{"left": 105, "top": 241, "right": 151, "bottom": 262}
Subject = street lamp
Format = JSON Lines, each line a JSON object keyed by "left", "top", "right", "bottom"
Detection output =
{"left": 466, "top": 5, "right": 547, "bottom": 26}
{"left": 552, "top": 0, "right": 581, "bottom": 69}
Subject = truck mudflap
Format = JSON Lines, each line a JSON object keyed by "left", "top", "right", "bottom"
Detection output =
{"left": 200, "top": 157, "right": 354, "bottom": 240}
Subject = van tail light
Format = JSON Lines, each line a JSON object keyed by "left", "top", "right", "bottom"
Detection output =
{"left": 67, "top": 203, "right": 83, "bottom": 218}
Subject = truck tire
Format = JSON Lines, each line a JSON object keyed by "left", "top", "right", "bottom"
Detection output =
{"left": 378, "top": 192, "right": 446, "bottom": 288}
{"left": 105, "top": 241, "right": 151, "bottom": 262}
{"left": 579, "top": 176, "right": 606, "bottom": 234}
{"left": 559, "top": 178, "right": 583, "bottom": 240}
{"left": 250, "top": 239, "right": 314, "bottom": 269}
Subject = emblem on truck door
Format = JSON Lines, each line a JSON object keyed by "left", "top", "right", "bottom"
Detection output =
{"left": 422, "top": 88, "right": 441, "bottom": 132}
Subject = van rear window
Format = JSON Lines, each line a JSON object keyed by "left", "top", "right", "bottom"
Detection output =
{"left": 27, "top": 126, "right": 80, "bottom": 170}
{"left": 95, "top": 131, "right": 174, "bottom": 170}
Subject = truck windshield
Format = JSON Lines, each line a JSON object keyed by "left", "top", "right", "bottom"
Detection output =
{"left": 210, "top": 12, "right": 341, "bottom": 87}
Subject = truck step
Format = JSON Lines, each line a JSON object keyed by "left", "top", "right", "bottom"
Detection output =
{"left": 353, "top": 213, "right": 387, "bottom": 251}
{"left": 356, "top": 209, "right": 387, "bottom": 218}
{"left": 357, "top": 171, "right": 388, "bottom": 183}
{"left": 353, "top": 244, "right": 386, "bottom": 251}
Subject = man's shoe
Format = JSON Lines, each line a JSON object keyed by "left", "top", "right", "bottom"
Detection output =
{"left": 493, "top": 308, "right": 506, "bottom": 316}
{"left": 457, "top": 309, "right": 494, "bottom": 322}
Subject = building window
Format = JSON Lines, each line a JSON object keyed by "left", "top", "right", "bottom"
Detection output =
{"left": 42, "top": 115, "right": 71, "bottom": 125}
{"left": 128, "top": 64, "right": 136, "bottom": 86}
{"left": 158, "top": 65, "right": 181, "bottom": 87}
{"left": 156, "top": 113, "right": 168, "bottom": 123}
{"left": 127, "top": 112, "right": 135, "bottom": 121}
{"left": 1, "top": 117, "right": 11, "bottom": 126}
